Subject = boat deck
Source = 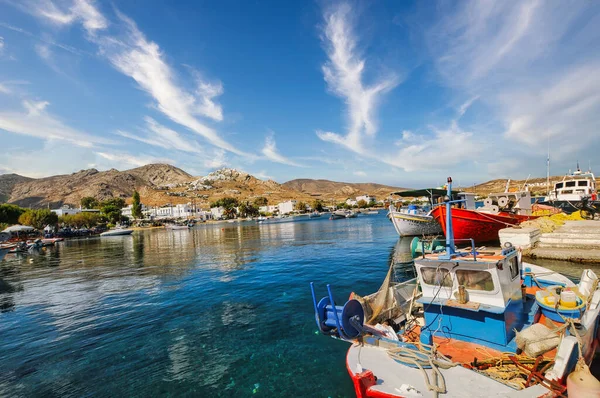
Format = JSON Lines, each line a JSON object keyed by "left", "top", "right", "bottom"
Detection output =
{"left": 347, "top": 343, "right": 550, "bottom": 397}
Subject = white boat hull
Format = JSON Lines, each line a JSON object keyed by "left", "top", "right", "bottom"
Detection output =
{"left": 100, "top": 229, "right": 134, "bottom": 237}
{"left": 387, "top": 209, "right": 442, "bottom": 237}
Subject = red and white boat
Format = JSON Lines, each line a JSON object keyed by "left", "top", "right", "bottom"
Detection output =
{"left": 431, "top": 191, "right": 537, "bottom": 244}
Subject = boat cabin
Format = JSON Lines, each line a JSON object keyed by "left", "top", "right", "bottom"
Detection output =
{"left": 547, "top": 169, "right": 597, "bottom": 201}
{"left": 414, "top": 245, "right": 526, "bottom": 351}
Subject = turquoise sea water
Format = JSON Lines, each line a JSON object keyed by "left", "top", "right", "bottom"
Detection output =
{"left": 0, "top": 214, "right": 418, "bottom": 397}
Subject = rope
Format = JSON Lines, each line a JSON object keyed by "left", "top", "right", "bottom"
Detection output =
{"left": 387, "top": 343, "right": 458, "bottom": 393}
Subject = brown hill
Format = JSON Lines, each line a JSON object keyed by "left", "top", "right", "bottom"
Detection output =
{"left": 0, "top": 173, "right": 34, "bottom": 203}
{"left": 283, "top": 178, "right": 406, "bottom": 199}
{"left": 5, "top": 164, "right": 194, "bottom": 208}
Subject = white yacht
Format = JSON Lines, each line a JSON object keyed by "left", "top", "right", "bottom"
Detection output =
{"left": 542, "top": 165, "right": 597, "bottom": 213}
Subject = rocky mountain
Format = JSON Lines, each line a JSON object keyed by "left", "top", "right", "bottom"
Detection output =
{"left": 282, "top": 179, "right": 406, "bottom": 199}
{"left": 0, "top": 173, "right": 34, "bottom": 203}
{"left": 4, "top": 164, "right": 194, "bottom": 208}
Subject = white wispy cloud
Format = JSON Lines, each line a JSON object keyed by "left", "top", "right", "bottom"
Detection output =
{"left": 0, "top": 36, "right": 4, "bottom": 54}
{"left": 35, "top": 43, "right": 52, "bottom": 60}
{"left": 0, "top": 83, "right": 9, "bottom": 94}
{"left": 353, "top": 170, "right": 366, "bottom": 177}
{"left": 457, "top": 96, "right": 479, "bottom": 118}
{"left": 117, "top": 117, "right": 203, "bottom": 154}
{"left": 15, "top": 1, "right": 250, "bottom": 158}
{"left": 426, "top": 0, "right": 600, "bottom": 161}
{"left": 0, "top": 22, "right": 88, "bottom": 56}
{"left": 93, "top": 10, "right": 246, "bottom": 156}
{"left": 261, "top": 134, "right": 303, "bottom": 167}
{"left": 0, "top": 99, "right": 113, "bottom": 147}
{"left": 24, "top": 0, "right": 107, "bottom": 34}
{"left": 204, "top": 149, "right": 227, "bottom": 169}
{"left": 95, "top": 151, "right": 173, "bottom": 168}
{"left": 317, "top": 3, "right": 399, "bottom": 153}
{"left": 384, "top": 121, "right": 481, "bottom": 172}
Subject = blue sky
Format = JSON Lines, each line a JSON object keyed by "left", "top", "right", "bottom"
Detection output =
{"left": 0, "top": 1, "right": 599, "bottom": 187}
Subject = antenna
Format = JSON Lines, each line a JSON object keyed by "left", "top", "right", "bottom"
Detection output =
{"left": 546, "top": 138, "right": 550, "bottom": 196}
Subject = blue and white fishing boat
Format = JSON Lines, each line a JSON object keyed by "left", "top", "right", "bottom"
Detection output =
{"left": 311, "top": 177, "right": 600, "bottom": 397}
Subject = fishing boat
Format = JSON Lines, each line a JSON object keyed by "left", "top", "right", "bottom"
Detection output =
{"left": 310, "top": 177, "right": 600, "bottom": 397}
{"left": 346, "top": 211, "right": 358, "bottom": 219}
{"left": 431, "top": 191, "right": 536, "bottom": 244}
{"left": 165, "top": 224, "right": 189, "bottom": 230}
{"left": 309, "top": 211, "right": 321, "bottom": 218}
{"left": 330, "top": 210, "right": 349, "bottom": 220}
{"left": 100, "top": 227, "right": 134, "bottom": 237}
{"left": 541, "top": 164, "right": 598, "bottom": 214}
{"left": 387, "top": 188, "right": 468, "bottom": 237}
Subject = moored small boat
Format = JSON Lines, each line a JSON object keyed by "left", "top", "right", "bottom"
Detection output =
{"left": 100, "top": 228, "right": 134, "bottom": 237}
{"left": 308, "top": 211, "right": 321, "bottom": 218}
{"left": 310, "top": 177, "right": 600, "bottom": 398}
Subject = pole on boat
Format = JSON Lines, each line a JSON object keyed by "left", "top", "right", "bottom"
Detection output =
{"left": 443, "top": 177, "right": 456, "bottom": 259}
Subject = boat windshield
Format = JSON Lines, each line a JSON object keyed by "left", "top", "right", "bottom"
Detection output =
{"left": 421, "top": 267, "right": 453, "bottom": 287}
{"left": 578, "top": 180, "right": 588, "bottom": 186}
{"left": 555, "top": 182, "right": 563, "bottom": 189}
{"left": 565, "top": 181, "right": 576, "bottom": 187}
{"left": 456, "top": 270, "right": 495, "bottom": 291}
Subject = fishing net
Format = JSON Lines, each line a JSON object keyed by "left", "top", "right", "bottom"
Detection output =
{"left": 351, "top": 261, "right": 397, "bottom": 325}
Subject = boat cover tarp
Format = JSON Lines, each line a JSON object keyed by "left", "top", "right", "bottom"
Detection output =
{"left": 391, "top": 188, "right": 458, "bottom": 197}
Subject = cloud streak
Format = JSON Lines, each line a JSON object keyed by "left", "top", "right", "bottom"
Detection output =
{"left": 93, "top": 10, "right": 247, "bottom": 156}
{"left": 261, "top": 134, "right": 303, "bottom": 167}
{"left": 117, "top": 117, "right": 203, "bottom": 154}
{"left": 317, "top": 3, "right": 399, "bottom": 153}
{"left": 0, "top": 99, "right": 112, "bottom": 147}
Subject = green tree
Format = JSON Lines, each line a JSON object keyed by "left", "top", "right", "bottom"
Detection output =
{"left": 311, "top": 200, "right": 324, "bottom": 212}
{"left": 101, "top": 204, "right": 122, "bottom": 224}
{"left": 60, "top": 212, "right": 102, "bottom": 228}
{"left": 80, "top": 197, "right": 99, "bottom": 209}
{"left": 18, "top": 209, "right": 58, "bottom": 230}
{"left": 223, "top": 206, "right": 237, "bottom": 219}
{"left": 253, "top": 197, "right": 268, "bottom": 207}
{"left": 295, "top": 201, "right": 307, "bottom": 212}
{"left": 132, "top": 190, "right": 143, "bottom": 219}
{"left": 238, "top": 201, "right": 259, "bottom": 218}
{"left": 100, "top": 197, "right": 126, "bottom": 209}
{"left": 0, "top": 204, "right": 26, "bottom": 224}
{"left": 357, "top": 199, "right": 368, "bottom": 209}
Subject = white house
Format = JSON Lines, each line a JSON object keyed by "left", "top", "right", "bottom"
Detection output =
{"left": 346, "top": 199, "right": 357, "bottom": 207}
{"left": 356, "top": 195, "right": 376, "bottom": 204}
{"left": 259, "top": 205, "right": 278, "bottom": 214}
{"left": 121, "top": 204, "right": 150, "bottom": 218}
{"left": 137, "top": 203, "right": 209, "bottom": 220}
{"left": 211, "top": 206, "right": 225, "bottom": 220}
{"left": 51, "top": 206, "right": 81, "bottom": 217}
{"left": 278, "top": 200, "right": 297, "bottom": 215}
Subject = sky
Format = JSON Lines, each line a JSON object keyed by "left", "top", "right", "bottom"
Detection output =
{"left": 0, "top": 0, "right": 599, "bottom": 187}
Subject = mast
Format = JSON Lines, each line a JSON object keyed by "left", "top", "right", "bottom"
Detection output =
{"left": 546, "top": 138, "right": 550, "bottom": 196}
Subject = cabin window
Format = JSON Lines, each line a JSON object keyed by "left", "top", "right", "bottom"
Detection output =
{"left": 555, "top": 182, "right": 564, "bottom": 189}
{"left": 562, "top": 190, "right": 573, "bottom": 194}
{"left": 578, "top": 181, "right": 588, "bottom": 186}
{"left": 566, "top": 181, "right": 576, "bottom": 187}
{"left": 456, "top": 270, "right": 495, "bottom": 291}
{"left": 420, "top": 267, "right": 453, "bottom": 287}
{"left": 508, "top": 257, "right": 519, "bottom": 280}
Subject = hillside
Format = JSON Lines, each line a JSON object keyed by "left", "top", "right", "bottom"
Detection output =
{"left": 0, "top": 173, "right": 34, "bottom": 203}
{"left": 5, "top": 164, "right": 195, "bottom": 208}
{"left": 283, "top": 179, "right": 406, "bottom": 199}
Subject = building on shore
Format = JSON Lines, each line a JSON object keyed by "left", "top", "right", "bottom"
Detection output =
{"left": 122, "top": 203, "right": 211, "bottom": 220}
{"left": 51, "top": 206, "right": 100, "bottom": 217}
{"left": 259, "top": 205, "right": 278, "bottom": 214}
{"left": 356, "top": 194, "right": 376, "bottom": 204}
{"left": 278, "top": 200, "right": 297, "bottom": 215}
{"left": 210, "top": 206, "right": 225, "bottom": 220}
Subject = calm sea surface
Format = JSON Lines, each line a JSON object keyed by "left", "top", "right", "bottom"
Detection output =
{"left": 0, "top": 214, "right": 596, "bottom": 397}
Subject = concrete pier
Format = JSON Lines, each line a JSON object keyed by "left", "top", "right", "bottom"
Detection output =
{"left": 500, "top": 220, "right": 600, "bottom": 263}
